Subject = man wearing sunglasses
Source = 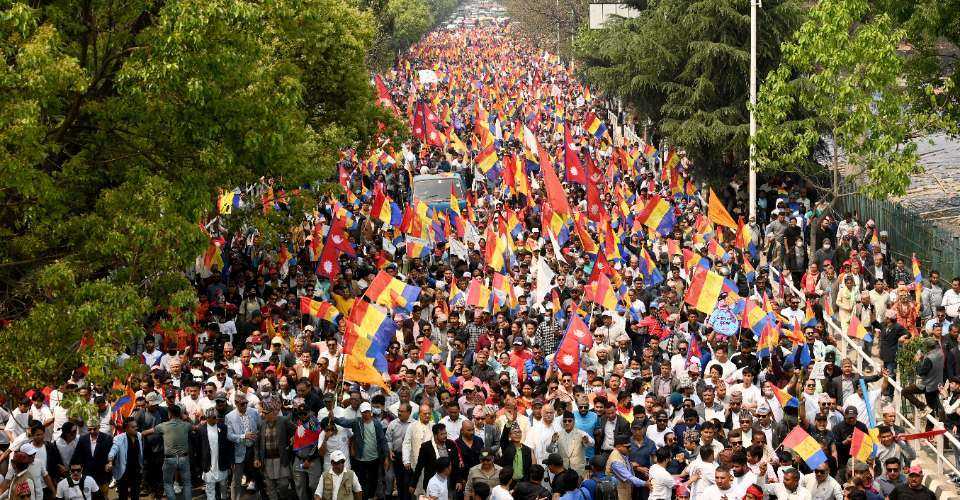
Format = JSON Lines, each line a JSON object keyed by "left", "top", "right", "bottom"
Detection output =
{"left": 802, "top": 463, "right": 842, "bottom": 500}
{"left": 54, "top": 464, "right": 99, "bottom": 500}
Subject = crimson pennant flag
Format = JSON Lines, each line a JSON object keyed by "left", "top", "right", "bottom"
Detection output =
{"left": 564, "top": 126, "right": 586, "bottom": 185}
{"left": 293, "top": 420, "right": 321, "bottom": 452}
{"left": 374, "top": 75, "right": 398, "bottom": 116}
{"left": 585, "top": 156, "right": 605, "bottom": 222}
{"left": 537, "top": 145, "right": 572, "bottom": 216}
{"left": 411, "top": 102, "right": 427, "bottom": 142}
{"left": 316, "top": 242, "right": 340, "bottom": 280}
{"left": 566, "top": 314, "right": 594, "bottom": 349}
{"left": 555, "top": 332, "right": 581, "bottom": 375}
{"left": 327, "top": 217, "right": 355, "bottom": 256}
{"left": 423, "top": 111, "right": 444, "bottom": 148}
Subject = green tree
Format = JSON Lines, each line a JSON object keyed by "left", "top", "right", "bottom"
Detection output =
{"left": 0, "top": 0, "right": 392, "bottom": 391}
{"left": 387, "top": 0, "right": 434, "bottom": 48}
{"left": 751, "top": 0, "right": 947, "bottom": 206}
{"left": 504, "top": 0, "right": 587, "bottom": 60}
{"left": 574, "top": 0, "right": 802, "bottom": 175}
{"left": 875, "top": 0, "right": 959, "bottom": 125}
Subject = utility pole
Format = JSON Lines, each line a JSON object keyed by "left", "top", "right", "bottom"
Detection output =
{"left": 748, "top": 0, "right": 759, "bottom": 219}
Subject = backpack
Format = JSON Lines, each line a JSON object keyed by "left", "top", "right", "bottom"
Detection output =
{"left": 593, "top": 477, "right": 617, "bottom": 500}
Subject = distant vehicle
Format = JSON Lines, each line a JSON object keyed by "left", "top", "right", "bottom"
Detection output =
{"left": 412, "top": 172, "right": 467, "bottom": 211}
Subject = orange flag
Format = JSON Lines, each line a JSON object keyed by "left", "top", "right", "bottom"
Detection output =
{"left": 708, "top": 188, "right": 738, "bottom": 229}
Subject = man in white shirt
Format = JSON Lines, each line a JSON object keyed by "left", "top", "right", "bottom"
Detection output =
{"left": 55, "top": 422, "right": 79, "bottom": 473}
{"left": 647, "top": 448, "right": 675, "bottom": 500}
{"left": 729, "top": 369, "right": 763, "bottom": 410}
{"left": 700, "top": 465, "right": 736, "bottom": 500}
{"left": 55, "top": 463, "right": 100, "bottom": 500}
{"left": 729, "top": 452, "right": 759, "bottom": 498}
{"left": 4, "top": 398, "right": 31, "bottom": 443}
{"left": 439, "top": 400, "right": 466, "bottom": 441}
{"left": 686, "top": 447, "right": 717, "bottom": 498}
{"left": 314, "top": 450, "right": 362, "bottom": 500}
{"left": 803, "top": 463, "right": 843, "bottom": 500}
{"left": 426, "top": 456, "right": 452, "bottom": 500}
{"left": 943, "top": 277, "right": 960, "bottom": 320}
{"left": 763, "top": 468, "right": 812, "bottom": 500}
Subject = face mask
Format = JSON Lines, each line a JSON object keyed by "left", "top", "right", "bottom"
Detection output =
{"left": 373, "top": 408, "right": 382, "bottom": 416}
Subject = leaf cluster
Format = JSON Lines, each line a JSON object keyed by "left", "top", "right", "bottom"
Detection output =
{"left": 573, "top": 0, "right": 802, "bottom": 173}
{"left": 0, "top": 0, "right": 387, "bottom": 390}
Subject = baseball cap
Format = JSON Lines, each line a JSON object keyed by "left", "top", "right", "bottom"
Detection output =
{"left": 907, "top": 466, "right": 923, "bottom": 476}
{"left": 844, "top": 406, "right": 858, "bottom": 416}
{"left": 331, "top": 450, "right": 347, "bottom": 463}
{"left": 359, "top": 402, "right": 372, "bottom": 413}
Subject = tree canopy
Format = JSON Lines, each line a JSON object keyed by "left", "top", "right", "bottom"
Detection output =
{"left": 503, "top": 0, "right": 587, "bottom": 60}
{"left": 751, "top": 0, "right": 950, "bottom": 203}
{"left": 574, "top": 0, "right": 802, "bottom": 175}
{"left": 0, "top": 0, "right": 394, "bottom": 390}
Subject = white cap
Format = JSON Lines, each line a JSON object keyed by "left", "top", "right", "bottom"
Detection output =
{"left": 330, "top": 450, "right": 347, "bottom": 462}
{"left": 19, "top": 443, "right": 38, "bottom": 456}
{"left": 359, "top": 402, "right": 372, "bottom": 413}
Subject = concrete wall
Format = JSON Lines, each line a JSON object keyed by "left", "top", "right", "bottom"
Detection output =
{"left": 588, "top": 3, "right": 639, "bottom": 29}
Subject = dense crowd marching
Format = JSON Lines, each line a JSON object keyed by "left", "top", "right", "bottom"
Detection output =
{"left": 2, "top": 17, "right": 960, "bottom": 500}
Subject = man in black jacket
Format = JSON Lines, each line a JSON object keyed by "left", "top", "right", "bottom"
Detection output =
{"left": 413, "top": 423, "right": 462, "bottom": 495}
{"left": 594, "top": 400, "right": 630, "bottom": 457}
{"left": 73, "top": 420, "right": 114, "bottom": 498}
{"left": 195, "top": 408, "right": 233, "bottom": 500}
{"left": 497, "top": 423, "right": 533, "bottom": 482}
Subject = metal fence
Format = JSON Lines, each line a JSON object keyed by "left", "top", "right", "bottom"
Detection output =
{"left": 834, "top": 192, "right": 960, "bottom": 279}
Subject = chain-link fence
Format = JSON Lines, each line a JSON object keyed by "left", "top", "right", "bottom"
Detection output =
{"left": 834, "top": 192, "right": 960, "bottom": 279}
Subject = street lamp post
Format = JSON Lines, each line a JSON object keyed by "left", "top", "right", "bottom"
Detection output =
{"left": 748, "top": 0, "right": 758, "bottom": 219}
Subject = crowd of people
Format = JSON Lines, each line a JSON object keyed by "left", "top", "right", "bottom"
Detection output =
{"left": 1, "top": 15, "right": 958, "bottom": 500}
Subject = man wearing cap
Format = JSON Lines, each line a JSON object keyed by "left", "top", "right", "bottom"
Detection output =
{"left": 73, "top": 414, "right": 113, "bottom": 496}
{"left": 464, "top": 448, "right": 501, "bottom": 500}
{"left": 315, "top": 450, "right": 362, "bottom": 500}
{"left": 249, "top": 334, "right": 272, "bottom": 365}
{"left": 198, "top": 407, "right": 233, "bottom": 500}
{"left": 832, "top": 405, "right": 868, "bottom": 480}
{"left": 604, "top": 435, "right": 647, "bottom": 500}
{"left": 334, "top": 401, "right": 389, "bottom": 500}
{"left": 256, "top": 398, "right": 296, "bottom": 500}
{"left": 2, "top": 424, "right": 55, "bottom": 500}
{"left": 225, "top": 391, "right": 261, "bottom": 500}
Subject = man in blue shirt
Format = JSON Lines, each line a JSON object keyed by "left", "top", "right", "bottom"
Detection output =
{"left": 572, "top": 399, "right": 599, "bottom": 463}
